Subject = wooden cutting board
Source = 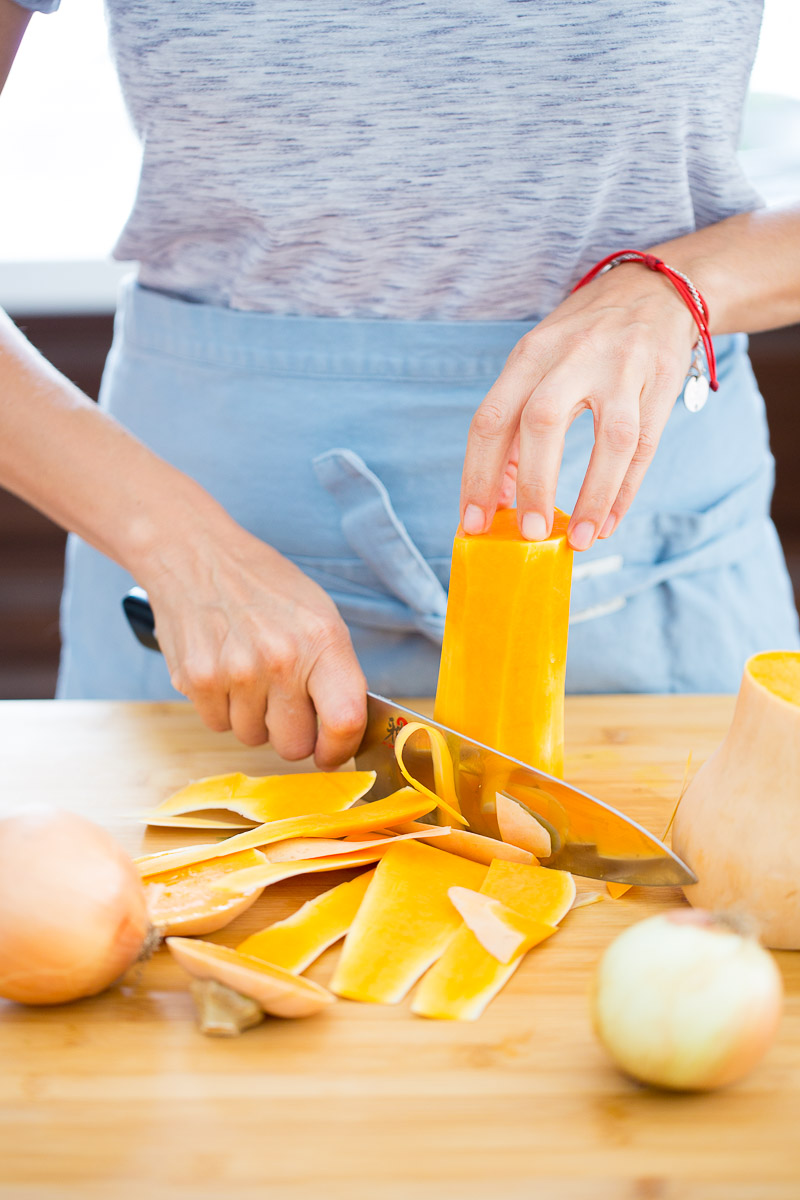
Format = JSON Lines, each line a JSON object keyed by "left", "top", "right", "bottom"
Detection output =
{"left": 0, "top": 697, "right": 798, "bottom": 1200}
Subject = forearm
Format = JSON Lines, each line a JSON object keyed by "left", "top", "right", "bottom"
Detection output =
{"left": 649, "top": 205, "right": 800, "bottom": 336}
{"left": 0, "top": 309, "right": 230, "bottom": 580}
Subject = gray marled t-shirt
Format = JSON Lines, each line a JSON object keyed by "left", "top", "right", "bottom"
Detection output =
{"left": 19, "top": 0, "right": 765, "bottom": 319}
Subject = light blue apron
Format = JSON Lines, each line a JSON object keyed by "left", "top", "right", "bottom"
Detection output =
{"left": 57, "top": 279, "right": 799, "bottom": 700}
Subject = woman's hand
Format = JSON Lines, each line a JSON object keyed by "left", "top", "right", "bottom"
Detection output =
{"left": 460, "top": 263, "right": 698, "bottom": 549}
{"left": 139, "top": 518, "right": 368, "bottom": 767}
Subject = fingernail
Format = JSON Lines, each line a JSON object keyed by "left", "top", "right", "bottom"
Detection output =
{"left": 462, "top": 504, "right": 485, "bottom": 534}
{"left": 521, "top": 511, "right": 547, "bottom": 541}
{"left": 569, "top": 520, "right": 595, "bottom": 551}
{"left": 599, "top": 513, "right": 617, "bottom": 539}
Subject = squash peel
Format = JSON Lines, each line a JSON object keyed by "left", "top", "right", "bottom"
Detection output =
{"left": 447, "top": 887, "right": 557, "bottom": 963}
{"left": 495, "top": 792, "right": 551, "bottom": 859}
{"left": 395, "top": 820, "right": 535, "bottom": 866}
{"left": 412, "top": 860, "right": 575, "bottom": 1021}
{"left": 214, "top": 829, "right": 452, "bottom": 895}
{"left": 167, "top": 937, "right": 335, "bottom": 1024}
{"left": 145, "top": 769, "right": 376, "bottom": 826}
{"left": 236, "top": 871, "right": 375, "bottom": 973}
{"left": 135, "top": 786, "right": 434, "bottom": 877}
{"left": 393, "top": 721, "right": 468, "bottom": 826}
{"left": 144, "top": 848, "right": 268, "bottom": 936}
{"left": 331, "top": 840, "right": 487, "bottom": 1004}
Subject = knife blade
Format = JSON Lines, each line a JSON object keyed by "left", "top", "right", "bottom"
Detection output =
{"left": 122, "top": 587, "right": 696, "bottom": 886}
{"left": 356, "top": 693, "right": 696, "bottom": 887}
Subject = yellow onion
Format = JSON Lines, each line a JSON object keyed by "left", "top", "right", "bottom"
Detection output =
{"left": 0, "top": 806, "right": 151, "bottom": 1005}
{"left": 592, "top": 909, "right": 783, "bottom": 1090}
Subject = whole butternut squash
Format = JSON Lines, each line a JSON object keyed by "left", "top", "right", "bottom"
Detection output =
{"left": 672, "top": 651, "right": 800, "bottom": 949}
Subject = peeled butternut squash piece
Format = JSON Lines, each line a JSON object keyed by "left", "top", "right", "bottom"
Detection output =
{"left": 214, "top": 829, "right": 451, "bottom": 895}
{"left": 167, "top": 937, "right": 335, "bottom": 1023}
{"left": 396, "top": 821, "right": 535, "bottom": 867}
{"left": 412, "top": 860, "right": 575, "bottom": 1021}
{"left": 447, "top": 887, "right": 557, "bottom": 963}
{"left": 145, "top": 770, "right": 376, "bottom": 826}
{"left": 258, "top": 826, "right": 449, "bottom": 864}
{"left": 330, "top": 840, "right": 487, "bottom": 1004}
{"left": 236, "top": 871, "right": 375, "bottom": 972}
{"left": 144, "top": 848, "right": 268, "bottom": 936}
{"left": 434, "top": 508, "right": 573, "bottom": 782}
{"left": 135, "top": 787, "right": 433, "bottom": 877}
{"left": 495, "top": 792, "right": 551, "bottom": 859}
{"left": 672, "top": 652, "right": 800, "bottom": 949}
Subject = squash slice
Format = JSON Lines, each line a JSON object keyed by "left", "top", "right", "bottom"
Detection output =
{"left": 396, "top": 820, "right": 534, "bottom": 867}
{"left": 145, "top": 769, "right": 376, "bottom": 826}
{"left": 447, "top": 887, "right": 557, "bottom": 963}
{"left": 144, "top": 848, "right": 268, "bottom": 936}
{"left": 258, "top": 826, "right": 449, "bottom": 864}
{"left": 237, "top": 871, "right": 375, "bottom": 973}
{"left": 135, "top": 787, "right": 433, "bottom": 877}
{"left": 495, "top": 792, "right": 551, "bottom": 859}
{"left": 412, "top": 860, "right": 575, "bottom": 1021}
{"left": 330, "top": 840, "right": 487, "bottom": 1004}
{"left": 214, "top": 829, "right": 451, "bottom": 895}
{"left": 167, "top": 937, "right": 334, "bottom": 1020}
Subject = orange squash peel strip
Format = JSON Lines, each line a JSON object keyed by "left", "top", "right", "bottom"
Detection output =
{"left": 167, "top": 937, "right": 335, "bottom": 1032}
{"left": 447, "top": 887, "right": 557, "bottom": 963}
{"left": 495, "top": 792, "right": 551, "bottom": 859}
{"left": 412, "top": 860, "right": 575, "bottom": 1021}
{"left": 236, "top": 871, "right": 375, "bottom": 973}
{"left": 330, "top": 840, "right": 487, "bottom": 1004}
{"left": 395, "top": 820, "right": 535, "bottom": 866}
{"left": 144, "top": 848, "right": 269, "bottom": 936}
{"left": 393, "top": 722, "right": 468, "bottom": 826}
{"left": 144, "top": 769, "right": 376, "bottom": 827}
{"left": 135, "top": 786, "right": 434, "bottom": 877}
{"left": 213, "top": 828, "right": 452, "bottom": 895}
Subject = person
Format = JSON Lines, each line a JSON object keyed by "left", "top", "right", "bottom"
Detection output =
{"left": 2, "top": 0, "right": 800, "bottom": 769}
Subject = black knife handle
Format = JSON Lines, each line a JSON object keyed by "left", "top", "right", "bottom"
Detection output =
{"left": 122, "top": 587, "right": 161, "bottom": 652}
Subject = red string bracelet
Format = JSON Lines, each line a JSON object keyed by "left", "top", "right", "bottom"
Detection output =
{"left": 571, "top": 249, "right": 718, "bottom": 403}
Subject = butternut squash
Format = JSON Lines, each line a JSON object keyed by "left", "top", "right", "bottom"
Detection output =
{"left": 412, "top": 860, "right": 575, "bottom": 1021}
{"left": 236, "top": 871, "right": 375, "bottom": 973}
{"left": 330, "top": 840, "right": 487, "bottom": 1004}
{"left": 145, "top": 769, "right": 375, "bottom": 827}
{"left": 434, "top": 508, "right": 573, "bottom": 787}
{"left": 672, "top": 651, "right": 800, "bottom": 949}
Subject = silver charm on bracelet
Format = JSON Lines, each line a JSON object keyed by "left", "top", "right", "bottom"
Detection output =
{"left": 681, "top": 343, "right": 710, "bottom": 413}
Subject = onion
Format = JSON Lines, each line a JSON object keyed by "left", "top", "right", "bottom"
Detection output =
{"left": 0, "top": 806, "right": 152, "bottom": 1005}
{"left": 592, "top": 909, "right": 783, "bottom": 1091}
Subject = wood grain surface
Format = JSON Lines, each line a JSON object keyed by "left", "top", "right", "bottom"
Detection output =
{"left": 0, "top": 697, "right": 798, "bottom": 1200}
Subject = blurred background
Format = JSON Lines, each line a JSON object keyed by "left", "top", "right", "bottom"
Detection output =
{"left": 1, "top": 0, "right": 799, "bottom": 699}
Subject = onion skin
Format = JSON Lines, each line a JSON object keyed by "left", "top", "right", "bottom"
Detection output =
{"left": 592, "top": 910, "right": 783, "bottom": 1091}
{"left": 0, "top": 806, "right": 150, "bottom": 1005}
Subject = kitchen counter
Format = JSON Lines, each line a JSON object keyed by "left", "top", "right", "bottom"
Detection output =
{"left": 0, "top": 696, "right": 798, "bottom": 1200}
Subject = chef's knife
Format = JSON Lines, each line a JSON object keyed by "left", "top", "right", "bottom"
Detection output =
{"left": 122, "top": 586, "right": 696, "bottom": 886}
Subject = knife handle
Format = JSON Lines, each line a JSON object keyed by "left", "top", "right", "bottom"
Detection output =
{"left": 122, "top": 587, "right": 161, "bottom": 652}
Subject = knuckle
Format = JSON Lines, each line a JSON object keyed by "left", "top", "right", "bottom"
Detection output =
{"left": 234, "top": 722, "right": 269, "bottom": 748}
{"left": 325, "top": 699, "right": 367, "bottom": 741}
{"left": 182, "top": 658, "right": 218, "bottom": 695}
{"left": 634, "top": 424, "right": 659, "bottom": 462}
{"left": 522, "top": 394, "right": 562, "bottom": 435}
{"left": 470, "top": 401, "right": 512, "bottom": 441}
{"left": 602, "top": 413, "right": 639, "bottom": 453}
{"left": 264, "top": 636, "right": 298, "bottom": 681}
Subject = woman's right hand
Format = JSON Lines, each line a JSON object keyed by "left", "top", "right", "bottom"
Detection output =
{"left": 140, "top": 516, "right": 368, "bottom": 768}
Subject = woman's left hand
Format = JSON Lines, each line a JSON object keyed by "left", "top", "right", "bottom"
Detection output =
{"left": 460, "top": 263, "right": 699, "bottom": 549}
